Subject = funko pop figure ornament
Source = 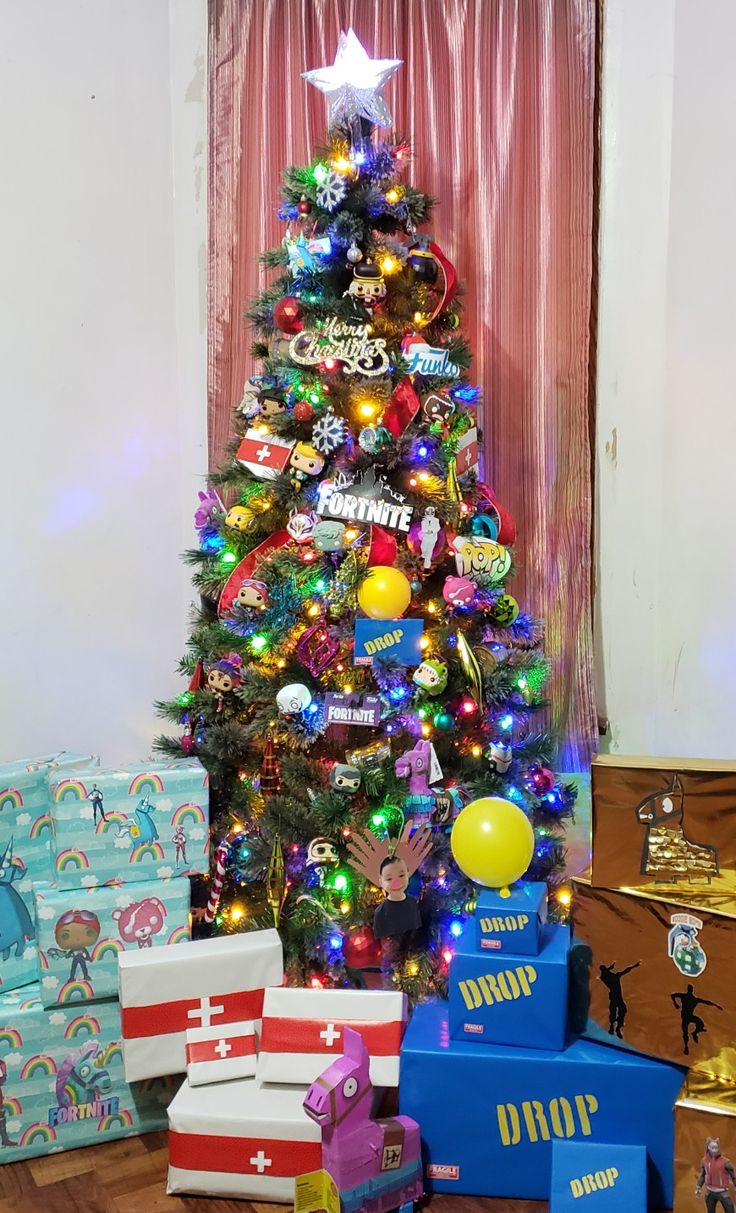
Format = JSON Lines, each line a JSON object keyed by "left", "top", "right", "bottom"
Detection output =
{"left": 312, "top": 519, "right": 346, "bottom": 552}
{"left": 329, "top": 763, "right": 362, "bottom": 794}
{"left": 346, "top": 820, "right": 432, "bottom": 940}
{"left": 344, "top": 261, "right": 386, "bottom": 308}
{"left": 204, "top": 653, "right": 243, "bottom": 709}
{"left": 224, "top": 504, "right": 255, "bottom": 533}
{"left": 443, "top": 574, "right": 477, "bottom": 608}
{"left": 407, "top": 507, "right": 445, "bottom": 571}
{"left": 276, "top": 683, "right": 313, "bottom": 715}
{"left": 235, "top": 578, "right": 269, "bottom": 610}
{"left": 258, "top": 388, "right": 288, "bottom": 418}
{"left": 289, "top": 441, "right": 325, "bottom": 489}
{"left": 487, "top": 741, "right": 512, "bottom": 775}
{"left": 287, "top": 508, "right": 317, "bottom": 544}
{"left": 413, "top": 659, "right": 448, "bottom": 696}
{"left": 306, "top": 837, "right": 339, "bottom": 868}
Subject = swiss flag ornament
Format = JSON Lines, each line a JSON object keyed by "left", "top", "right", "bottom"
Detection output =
{"left": 456, "top": 426, "right": 479, "bottom": 476}
{"left": 186, "top": 1019, "right": 257, "bottom": 1087}
{"left": 237, "top": 429, "right": 294, "bottom": 480}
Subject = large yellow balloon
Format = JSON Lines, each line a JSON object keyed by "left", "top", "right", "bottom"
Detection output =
{"left": 451, "top": 797, "right": 534, "bottom": 888}
{"left": 357, "top": 566, "right": 412, "bottom": 620}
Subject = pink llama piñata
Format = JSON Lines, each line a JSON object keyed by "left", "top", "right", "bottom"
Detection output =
{"left": 303, "top": 1026, "right": 422, "bottom": 1213}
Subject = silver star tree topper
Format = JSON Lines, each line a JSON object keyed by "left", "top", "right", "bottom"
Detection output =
{"left": 303, "top": 28, "right": 402, "bottom": 129}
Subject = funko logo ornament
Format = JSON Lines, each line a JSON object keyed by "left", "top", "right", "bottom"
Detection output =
{"left": 413, "top": 659, "right": 448, "bottom": 696}
{"left": 453, "top": 535, "right": 512, "bottom": 583}
{"left": 329, "top": 764, "right": 362, "bottom": 794}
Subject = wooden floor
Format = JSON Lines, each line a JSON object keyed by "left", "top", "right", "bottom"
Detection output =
{"left": 0, "top": 1132, "right": 547, "bottom": 1212}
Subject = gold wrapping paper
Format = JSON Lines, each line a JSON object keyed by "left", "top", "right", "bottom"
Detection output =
{"left": 591, "top": 756, "right": 736, "bottom": 912}
{"left": 572, "top": 881, "right": 736, "bottom": 1071}
{"left": 675, "top": 1095, "right": 736, "bottom": 1212}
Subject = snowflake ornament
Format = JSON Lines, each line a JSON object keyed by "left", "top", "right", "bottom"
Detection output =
{"left": 312, "top": 409, "right": 347, "bottom": 454}
{"left": 316, "top": 170, "right": 347, "bottom": 213}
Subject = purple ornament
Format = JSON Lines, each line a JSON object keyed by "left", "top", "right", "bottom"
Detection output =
{"left": 297, "top": 621, "right": 341, "bottom": 676}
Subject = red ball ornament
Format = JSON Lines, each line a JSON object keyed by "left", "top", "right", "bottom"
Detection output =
{"left": 525, "top": 764, "right": 556, "bottom": 797}
{"left": 297, "top": 196, "right": 311, "bottom": 215}
{"left": 273, "top": 296, "right": 304, "bottom": 335}
{"left": 293, "top": 400, "right": 315, "bottom": 422}
{"left": 180, "top": 731, "right": 196, "bottom": 756}
{"left": 344, "top": 925, "right": 381, "bottom": 969}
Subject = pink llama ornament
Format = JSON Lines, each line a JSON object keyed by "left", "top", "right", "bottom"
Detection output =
{"left": 302, "top": 1026, "right": 423, "bottom": 1212}
{"left": 394, "top": 739, "right": 443, "bottom": 822}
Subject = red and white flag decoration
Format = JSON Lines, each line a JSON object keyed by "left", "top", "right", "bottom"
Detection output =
{"left": 186, "top": 1019, "right": 257, "bottom": 1087}
{"left": 456, "top": 426, "right": 479, "bottom": 476}
{"left": 256, "top": 986, "right": 407, "bottom": 1086}
{"left": 236, "top": 429, "right": 294, "bottom": 479}
{"left": 119, "top": 929, "right": 283, "bottom": 1082}
{"left": 167, "top": 1076, "right": 322, "bottom": 1202}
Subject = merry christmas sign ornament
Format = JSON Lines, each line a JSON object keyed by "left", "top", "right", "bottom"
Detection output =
{"left": 289, "top": 317, "right": 389, "bottom": 377}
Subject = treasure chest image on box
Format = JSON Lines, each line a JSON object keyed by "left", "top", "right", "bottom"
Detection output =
{"left": 591, "top": 756, "right": 736, "bottom": 903}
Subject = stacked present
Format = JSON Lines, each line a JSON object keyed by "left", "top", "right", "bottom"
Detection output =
{"left": 399, "top": 878, "right": 685, "bottom": 1209}
{"left": 571, "top": 753, "right": 736, "bottom": 1210}
{"left": 0, "top": 751, "right": 209, "bottom": 1162}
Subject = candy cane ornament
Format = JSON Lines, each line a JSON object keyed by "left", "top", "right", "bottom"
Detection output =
{"left": 204, "top": 836, "right": 231, "bottom": 924}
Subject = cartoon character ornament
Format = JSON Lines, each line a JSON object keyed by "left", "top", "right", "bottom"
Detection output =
{"left": 487, "top": 741, "right": 513, "bottom": 775}
{"left": 258, "top": 388, "right": 288, "bottom": 419}
{"left": 235, "top": 579, "right": 269, "bottom": 610}
{"left": 276, "top": 683, "right": 313, "bottom": 715}
{"left": 306, "top": 837, "right": 339, "bottom": 868}
{"left": 394, "top": 738, "right": 443, "bottom": 822}
{"left": 225, "top": 504, "right": 255, "bottom": 533}
{"left": 312, "top": 519, "right": 346, "bottom": 552}
{"left": 413, "top": 659, "right": 448, "bottom": 696}
{"left": 344, "top": 261, "right": 386, "bottom": 308}
{"left": 329, "top": 764, "right": 362, "bottom": 794}
{"left": 347, "top": 820, "right": 432, "bottom": 941}
{"left": 422, "top": 390, "right": 455, "bottom": 432}
{"left": 289, "top": 441, "right": 325, "bottom": 489}
{"left": 287, "top": 508, "right": 317, "bottom": 544}
{"left": 205, "top": 653, "right": 243, "bottom": 707}
{"left": 407, "top": 507, "right": 445, "bottom": 571}
{"left": 443, "top": 574, "right": 477, "bottom": 608}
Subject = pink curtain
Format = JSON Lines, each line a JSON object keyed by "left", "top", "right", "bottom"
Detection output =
{"left": 208, "top": 0, "right": 597, "bottom": 768}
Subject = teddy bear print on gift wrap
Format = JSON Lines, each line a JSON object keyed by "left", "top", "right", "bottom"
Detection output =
{"left": 112, "top": 898, "right": 167, "bottom": 950}
{"left": 636, "top": 775, "right": 719, "bottom": 883}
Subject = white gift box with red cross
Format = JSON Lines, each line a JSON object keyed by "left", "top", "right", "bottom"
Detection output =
{"left": 167, "top": 1075, "right": 322, "bottom": 1201}
{"left": 256, "top": 986, "right": 407, "bottom": 1087}
{"left": 186, "top": 1018, "right": 257, "bottom": 1087}
{"left": 118, "top": 929, "right": 283, "bottom": 1081}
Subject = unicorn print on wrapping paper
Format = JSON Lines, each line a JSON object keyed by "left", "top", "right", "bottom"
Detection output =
{"left": 303, "top": 1026, "right": 423, "bottom": 1213}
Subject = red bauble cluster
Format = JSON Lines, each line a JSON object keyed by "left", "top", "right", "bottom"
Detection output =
{"left": 273, "top": 296, "right": 304, "bottom": 335}
{"left": 293, "top": 400, "right": 315, "bottom": 422}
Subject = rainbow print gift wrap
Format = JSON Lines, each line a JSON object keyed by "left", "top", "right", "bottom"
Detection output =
{"left": 0, "top": 982, "right": 176, "bottom": 1164}
{"left": 34, "top": 877, "right": 191, "bottom": 1009}
{"left": 47, "top": 760, "right": 209, "bottom": 889}
{"left": 0, "top": 753, "right": 98, "bottom": 995}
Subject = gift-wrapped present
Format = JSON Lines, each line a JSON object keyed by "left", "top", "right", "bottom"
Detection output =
{"left": 47, "top": 759, "right": 209, "bottom": 889}
{"left": 119, "top": 929, "right": 283, "bottom": 1081}
{"left": 448, "top": 924, "right": 570, "bottom": 1051}
{"left": 473, "top": 881, "right": 548, "bottom": 955}
{"left": 591, "top": 754, "right": 736, "bottom": 909}
{"left": 571, "top": 880, "right": 736, "bottom": 1069}
{"left": 674, "top": 1071, "right": 736, "bottom": 1213}
{"left": 35, "top": 876, "right": 191, "bottom": 1008}
{"left": 549, "top": 1140, "right": 647, "bottom": 1211}
{"left": 0, "top": 752, "right": 98, "bottom": 994}
{"left": 186, "top": 1020, "right": 257, "bottom": 1087}
{"left": 256, "top": 987, "right": 407, "bottom": 1086}
{"left": 167, "top": 1076, "right": 322, "bottom": 1201}
{"left": 0, "top": 982, "right": 176, "bottom": 1163}
{"left": 399, "top": 999, "right": 685, "bottom": 1206}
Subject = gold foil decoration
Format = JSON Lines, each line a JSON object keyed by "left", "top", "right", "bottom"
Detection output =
{"left": 446, "top": 456, "right": 461, "bottom": 503}
{"left": 266, "top": 833, "right": 286, "bottom": 927}
{"left": 456, "top": 632, "right": 483, "bottom": 707}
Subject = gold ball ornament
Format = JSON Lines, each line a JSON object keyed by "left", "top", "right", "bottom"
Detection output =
{"left": 357, "top": 566, "right": 412, "bottom": 620}
{"left": 451, "top": 796, "right": 534, "bottom": 890}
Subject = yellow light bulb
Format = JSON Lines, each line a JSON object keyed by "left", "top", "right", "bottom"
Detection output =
{"left": 385, "top": 188, "right": 400, "bottom": 205}
{"left": 471, "top": 745, "right": 482, "bottom": 758}
{"left": 256, "top": 423, "right": 269, "bottom": 435}
{"left": 344, "top": 528, "right": 359, "bottom": 541}
{"left": 333, "top": 155, "right": 351, "bottom": 173}
{"left": 420, "top": 636, "right": 430, "bottom": 650}
{"left": 427, "top": 601, "right": 437, "bottom": 614}
{"left": 231, "top": 905, "right": 245, "bottom": 923}
{"left": 307, "top": 604, "right": 320, "bottom": 617}
{"left": 421, "top": 723, "right": 432, "bottom": 737}
{"left": 276, "top": 658, "right": 286, "bottom": 669}
{"left": 381, "top": 255, "right": 397, "bottom": 274}
{"left": 407, "top": 960, "right": 419, "bottom": 976}
{"left": 343, "top": 684, "right": 353, "bottom": 694}
{"left": 359, "top": 402, "right": 377, "bottom": 419}
{"left": 557, "top": 888, "right": 573, "bottom": 907}
{"left": 340, "top": 900, "right": 351, "bottom": 915}
{"left": 418, "top": 471, "right": 429, "bottom": 483}
{"left": 414, "top": 311, "right": 424, "bottom": 325}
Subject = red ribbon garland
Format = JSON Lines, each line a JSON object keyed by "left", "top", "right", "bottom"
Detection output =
{"left": 218, "top": 530, "right": 292, "bottom": 617}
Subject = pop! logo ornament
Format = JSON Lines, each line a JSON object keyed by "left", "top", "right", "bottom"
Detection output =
{"left": 668, "top": 912, "right": 707, "bottom": 977}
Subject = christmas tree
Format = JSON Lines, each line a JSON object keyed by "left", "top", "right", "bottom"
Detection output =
{"left": 157, "top": 31, "right": 576, "bottom": 999}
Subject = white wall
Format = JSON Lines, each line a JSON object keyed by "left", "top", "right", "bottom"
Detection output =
{"left": 0, "top": 1, "right": 208, "bottom": 764}
{"left": 596, "top": 0, "right": 736, "bottom": 757}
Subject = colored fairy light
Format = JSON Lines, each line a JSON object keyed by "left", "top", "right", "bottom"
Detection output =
{"left": 461, "top": 699, "right": 477, "bottom": 714}
{"left": 333, "top": 155, "right": 351, "bottom": 173}
{"left": 421, "top": 723, "right": 432, "bottom": 737}
{"left": 417, "top": 444, "right": 429, "bottom": 458}
{"left": 333, "top": 874, "right": 348, "bottom": 891}
{"left": 359, "top": 401, "right": 377, "bottom": 418}
{"left": 499, "top": 713, "right": 514, "bottom": 730}
{"left": 251, "top": 634, "right": 267, "bottom": 652}
{"left": 427, "top": 602, "right": 437, "bottom": 614}
{"left": 352, "top": 149, "right": 366, "bottom": 165}
{"left": 418, "top": 707, "right": 428, "bottom": 719}
{"left": 385, "top": 723, "right": 395, "bottom": 734}
{"left": 340, "top": 900, "right": 351, "bottom": 915}
{"left": 420, "top": 636, "right": 430, "bottom": 650}
{"left": 343, "top": 683, "right": 353, "bottom": 694}
{"left": 276, "top": 659, "right": 286, "bottom": 668}
{"left": 407, "top": 961, "right": 419, "bottom": 976}
{"left": 442, "top": 948, "right": 453, "bottom": 964}
{"left": 313, "top": 163, "right": 329, "bottom": 184}
{"left": 302, "top": 551, "right": 316, "bottom": 562}
{"left": 256, "top": 423, "right": 269, "bottom": 435}
{"left": 471, "top": 745, "right": 482, "bottom": 757}
{"left": 315, "top": 578, "right": 326, "bottom": 591}
{"left": 557, "top": 888, "right": 572, "bottom": 907}
{"left": 308, "top": 604, "right": 320, "bottom": 617}
{"left": 310, "top": 976, "right": 324, "bottom": 988}
{"left": 380, "top": 255, "right": 398, "bottom": 273}
{"left": 323, "top": 357, "right": 338, "bottom": 371}
{"left": 450, "top": 920, "right": 463, "bottom": 937}
{"left": 177, "top": 692, "right": 193, "bottom": 706}
{"left": 372, "top": 813, "right": 386, "bottom": 826}
{"left": 329, "top": 933, "right": 343, "bottom": 949}
{"left": 308, "top": 702, "right": 319, "bottom": 714}
{"left": 221, "top": 551, "right": 237, "bottom": 564}
{"left": 385, "top": 188, "right": 400, "bottom": 205}
{"left": 231, "top": 905, "right": 245, "bottom": 923}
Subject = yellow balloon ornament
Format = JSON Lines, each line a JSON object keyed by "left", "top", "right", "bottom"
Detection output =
{"left": 451, "top": 796, "right": 534, "bottom": 891}
{"left": 357, "top": 566, "right": 412, "bottom": 620}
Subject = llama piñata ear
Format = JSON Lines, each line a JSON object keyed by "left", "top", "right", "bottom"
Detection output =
{"left": 342, "top": 1026, "right": 365, "bottom": 1062}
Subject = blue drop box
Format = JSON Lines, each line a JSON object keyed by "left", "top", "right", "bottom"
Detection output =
{"left": 550, "top": 1140, "right": 647, "bottom": 1211}
{"left": 0, "top": 982, "right": 177, "bottom": 1163}
{"left": 449, "top": 923, "right": 570, "bottom": 1050}
{"left": 399, "top": 1000, "right": 685, "bottom": 1206}
{"left": 47, "top": 760, "right": 209, "bottom": 889}
{"left": 0, "top": 753, "right": 98, "bottom": 995}
{"left": 474, "top": 881, "right": 548, "bottom": 955}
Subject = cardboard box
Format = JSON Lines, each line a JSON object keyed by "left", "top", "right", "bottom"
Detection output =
{"left": 571, "top": 880, "right": 736, "bottom": 1069}
{"left": 167, "top": 1076, "right": 322, "bottom": 1201}
{"left": 0, "top": 982, "right": 176, "bottom": 1163}
{"left": 448, "top": 924, "right": 570, "bottom": 1051}
{"left": 674, "top": 1074, "right": 736, "bottom": 1213}
{"left": 399, "top": 999, "right": 685, "bottom": 1206}
{"left": 0, "top": 753, "right": 98, "bottom": 994}
{"left": 119, "top": 929, "right": 283, "bottom": 1081}
{"left": 35, "top": 877, "right": 191, "bottom": 1008}
{"left": 47, "top": 759, "right": 209, "bottom": 889}
{"left": 549, "top": 1140, "right": 647, "bottom": 1211}
{"left": 591, "top": 755, "right": 736, "bottom": 910}
{"left": 473, "top": 881, "right": 548, "bottom": 955}
{"left": 257, "top": 986, "right": 407, "bottom": 1087}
